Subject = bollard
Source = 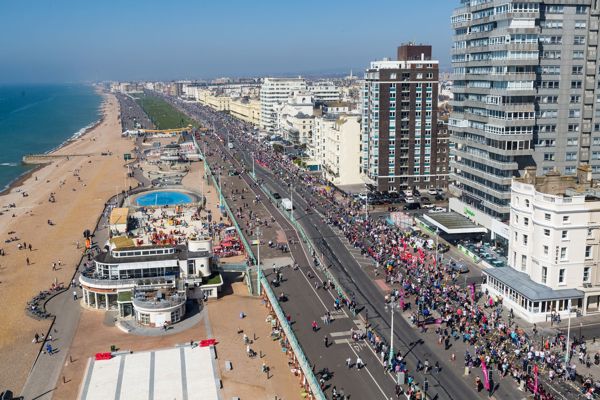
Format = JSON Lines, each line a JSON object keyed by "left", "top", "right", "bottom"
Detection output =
{"left": 464, "top": 366, "right": 470, "bottom": 376}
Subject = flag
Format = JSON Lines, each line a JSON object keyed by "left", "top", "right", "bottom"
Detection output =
{"left": 533, "top": 364, "right": 539, "bottom": 394}
{"left": 481, "top": 361, "right": 490, "bottom": 391}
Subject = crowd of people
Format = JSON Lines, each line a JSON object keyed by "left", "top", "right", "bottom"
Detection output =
{"left": 156, "top": 93, "right": 600, "bottom": 399}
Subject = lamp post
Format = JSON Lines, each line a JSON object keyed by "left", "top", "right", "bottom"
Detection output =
{"left": 290, "top": 183, "right": 294, "bottom": 221}
{"left": 364, "top": 189, "right": 369, "bottom": 221}
{"left": 256, "top": 227, "right": 261, "bottom": 296}
{"left": 435, "top": 227, "right": 440, "bottom": 266}
{"left": 386, "top": 297, "right": 400, "bottom": 367}
{"left": 565, "top": 298, "right": 572, "bottom": 364}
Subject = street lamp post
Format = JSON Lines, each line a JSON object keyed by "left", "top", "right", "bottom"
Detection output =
{"left": 290, "top": 183, "right": 294, "bottom": 221}
{"left": 364, "top": 189, "right": 369, "bottom": 221}
{"left": 435, "top": 228, "right": 440, "bottom": 266}
{"left": 256, "top": 227, "right": 261, "bottom": 296}
{"left": 386, "top": 298, "right": 399, "bottom": 367}
{"left": 565, "top": 298, "right": 572, "bottom": 364}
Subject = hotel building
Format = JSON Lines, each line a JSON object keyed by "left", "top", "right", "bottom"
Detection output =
{"left": 483, "top": 166, "right": 600, "bottom": 322}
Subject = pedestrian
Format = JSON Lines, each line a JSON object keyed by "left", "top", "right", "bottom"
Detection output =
{"left": 434, "top": 361, "right": 440, "bottom": 374}
{"left": 324, "top": 336, "right": 329, "bottom": 348}
{"left": 311, "top": 320, "right": 318, "bottom": 332}
{"left": 346, "top": 357, "right": 352, "bottom": 368}
{"left": 33, "top": 333, "right": 39, "bottom": 343}
{"left": 52, "top": 262, "right": 56, "bottom": 271}
{"left": 46, "top": 343, "right": 53, "bottom": 355}
{"left": 26, "top": 257, "right": 29, "bottom": 266}
{"left": 356, "top": 356, "right": 364, "bottom": 370}
{"left": 73, "top": 290, "right": 77, "bottom": 301}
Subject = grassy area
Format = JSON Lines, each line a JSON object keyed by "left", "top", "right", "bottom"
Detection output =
{"left": 135, "top": 94, "right": 196, "bottom": 129}
{"left": 204, "top": 273, "right": 223, "bottom": 286}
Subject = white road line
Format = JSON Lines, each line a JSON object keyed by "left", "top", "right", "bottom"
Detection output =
{"left": 346, "top": 342, "right": 389, "bottom": 400}
{"left": 334, "top": 339, "right": 351, "bottom": 345}
{"left": 330, "top": 331, "right": 353, "bottom": 337}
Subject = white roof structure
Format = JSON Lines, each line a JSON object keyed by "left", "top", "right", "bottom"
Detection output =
{"left": 78, "top": 345, "right": 220, "bottom": 400}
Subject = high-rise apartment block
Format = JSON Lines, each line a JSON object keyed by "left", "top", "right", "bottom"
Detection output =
{"left": 362, "top": 44, "right": 445, "bottom": 192}
{"left": 450, "top": 1, "right": 600, "bottom": 235}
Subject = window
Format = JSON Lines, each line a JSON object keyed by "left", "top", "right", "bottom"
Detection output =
{"left": 575, "top": 20, "right": 587, "bottom": 29}
{"left": 572, "top": 66, "right": 584, "bottom": 75}
{"left": 544, "top": 213, "right": 551, "bottom": 221}
{"left": 515, "top": 215, "right": 519, "bottom": 224}
{"left": 542, "top": 267, "right": 548, "bottom": 284}
{"left": 559, "top": 268, "right": 565, "bottom": 284}
{"left": 544, "top": 153, "right": 555, "bottom": 161}
{"left": 573, "top": 51, "right": 584, "bottom": 59}
{"left": 561, "top": 230, "right": 568, "bottom": 240}
{"left": 525, "top": 199, "right": 530, "bottom": 208}
{"left": 584, "top": 267, "right": 591, "bottom": 283}
{"left": 571, "top": 81, "right": 582, "bottom": 89}
{"left": 576, "top": 5, "right": 588, "bottom": 14}
{"left": 524, "top": 217, "right": 529, "bottom": 227}
{"left": 521, "top": 255, "right": 527, "bottom": 270}
{"left": 514, "top": 232, "right": 518, "bottom": 242}
{"left": 570, "top": 95, "right": 581, "bottom": 104}
{"left": 586, "top": 245, "right": 592, "bottom": 259}
{"left": 574, "top": 36, "right": 586, "bottom": 45}
{"left": 523, "top": 234, "right": 528, "bottom": 245}
{"left": 568, "top": 124, "right": 579, "bottom": 132}
{"left": 566, "top": 152, "right": 577, "bottom": 161}
{"left": 560, "top": 247, "right": 567, "bottom": 260}
{"left": 543, "top": 245, "right": 549, "bottom": 255}
{"left": 589, "top": 228, "right": 594, "bottom": 237}
{"left": 544, "top": 229, "right": 551, "bottom": 237}
{"left": 563, "top": 216, "right": 570, "bottom": 224}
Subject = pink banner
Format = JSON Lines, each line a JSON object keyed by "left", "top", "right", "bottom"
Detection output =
{"left": 534, "top": 364, "right": 539, "bottom": 394}
{"left": 481, "top": 361, "right": 490, "bottom": 391}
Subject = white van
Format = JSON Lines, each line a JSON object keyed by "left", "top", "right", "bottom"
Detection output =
{"left": 281, "top": 198, "right": 293, "bottom": 211}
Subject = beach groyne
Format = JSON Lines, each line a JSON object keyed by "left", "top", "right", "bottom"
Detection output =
{"left": 22, "top": 153, "right": 107, "bottom": 165}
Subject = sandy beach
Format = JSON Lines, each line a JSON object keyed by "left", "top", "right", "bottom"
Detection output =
{"left": 0, "top": 90, "right": 135, "bottom": 392}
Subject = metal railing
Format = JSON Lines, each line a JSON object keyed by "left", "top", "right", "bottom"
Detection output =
{"left": 197, "top": 143, "right": 325, "bottom": 400}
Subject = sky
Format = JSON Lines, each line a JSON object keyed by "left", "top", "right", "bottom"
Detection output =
{"left": 0, "top": 0, "right": 455, "bottom": 83}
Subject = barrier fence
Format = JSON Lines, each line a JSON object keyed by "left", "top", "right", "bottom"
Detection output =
{"left": 197, "top": 144, "right": 325, "bottom": 400}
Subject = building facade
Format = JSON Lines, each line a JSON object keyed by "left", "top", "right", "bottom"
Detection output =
{"left": 483, "top": 166, "right": 600, "bottom": 322}
{"left": 274, "top": 93, "right": 315, "bottom": 145}
{"left": 316, "top": 114, "right": 363, "bottom": 187}
{"left": 229, "top": 97, "right": 261, "bottom": 126}
{"left": 260, "top": 78, "right": 307, "bottom": 132}
{"left": 79, "top": 239, "right": 222, "bottom": 327}
{"left": 362, "top": 44, "right": 443, "bottom": 192}
{"left": 450, "top": 1, "right": 600, "bottom": 235}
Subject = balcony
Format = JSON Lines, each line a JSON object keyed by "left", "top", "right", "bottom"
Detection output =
{"left": 79, "top": 273, "right": 177, "bottom": 290}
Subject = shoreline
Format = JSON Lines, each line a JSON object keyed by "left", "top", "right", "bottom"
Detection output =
{"left": 0, "top": 89, "right": 108, "bottom": 199}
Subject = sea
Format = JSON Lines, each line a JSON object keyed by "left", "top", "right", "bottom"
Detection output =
{"left": 0, "top": 84, "right": 103, "bottom": 191}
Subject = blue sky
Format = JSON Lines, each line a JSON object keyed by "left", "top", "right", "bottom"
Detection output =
{"left": 0, "top": 1, "right": 455, "bottom": 83}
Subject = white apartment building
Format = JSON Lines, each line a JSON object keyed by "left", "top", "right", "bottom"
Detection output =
{"left": 313, "top": 113, "right": 362, "bottom": 187}
{"left": 260, "top": 78, "right": 307, "bottom": 132}
{"left": 483, "top": 166, "right": 600, "bottom": 323}
{"left": 274, "top": 92, "right": 315, "bottom": 145}
{"left": 308, "top": 81, "right": 341, "bottom": 102}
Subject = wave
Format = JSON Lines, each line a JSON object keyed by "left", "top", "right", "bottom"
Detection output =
{"left": 44, "top": 117, "right": 102, "bottom": 155}
{"left": 0, "top": 162, "right": 17, "bottom": 167}
{"left": 9, "top": 96, "right": 55, "bottom": 115}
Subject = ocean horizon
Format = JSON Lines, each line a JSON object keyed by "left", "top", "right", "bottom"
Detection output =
{"left": 0, "top": 84, "right": 102, "bottom": 191}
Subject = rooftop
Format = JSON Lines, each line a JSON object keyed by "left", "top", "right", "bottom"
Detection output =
{"left": 78, "top": 345, "right": 220, "bottom": 400}
{"left": 485, "top": 267, "right": 584, "bottom": 302}
{"left": 96, "top": 244, "right": 209, "bottom": 264}
{"left": 422, "top": 212, "right": 487, "bottom": 235}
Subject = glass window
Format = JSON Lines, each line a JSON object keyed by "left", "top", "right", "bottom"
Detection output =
{"left": 544, "top": 229, "right": 550, "bottom": 237}
{"left": 584, "top": 267, "right": 591, "bottom": 283}
{"left": 586, "top": 245, "right": 592, "bottom": 259}
{"left": 560, "top": 247, "right": 567, "bottom": 260}
{"left": 542, "top": 267, "right": 548, "bottom": 284}
{"left": 561, "top": 230, "right": 568, "bottom": 240}
{"left": 544, "top": 213, "right": 551, "bottom": 221}
{"left": 543, "top": 245, "right": 549, "bottom": 255}
{"left": 559, "top": 269, "right": 565, "bottom": 284}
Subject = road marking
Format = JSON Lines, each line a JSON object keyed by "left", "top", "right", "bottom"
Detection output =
{"left": 329, "top": 330, "right": 353, "bottom": 337}
{"left": 334, "top": 338, "right": 351, "bottom": 345}
{"left": 346, "top": 342, "right": 389, "bottom": 400}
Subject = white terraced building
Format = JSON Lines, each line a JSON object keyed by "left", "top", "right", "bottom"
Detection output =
{"left": 483, "top": 166, "right": 600, "bottom": 322}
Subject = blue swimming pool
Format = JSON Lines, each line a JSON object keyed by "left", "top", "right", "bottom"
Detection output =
{"left": 135, "top": 191, "right": 193, "bottom": 206}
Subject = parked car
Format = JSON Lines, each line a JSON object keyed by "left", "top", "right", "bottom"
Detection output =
{"left": 435, "top": 194, "right": 445, "bottom": 201}
{"left": 421, "top": 196, "right": 431, "bottom": 204}
{"left": 427, "top": 188, "right": 438, "bottom": 195}
{"left": 422, "top": 204, "right": 436, "bottom": 209}
{"left": 429, "top": 207, "right": 446, "bottom": 213}
{"left": 403, "top": 202, "right": 421, "bottom": 210}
